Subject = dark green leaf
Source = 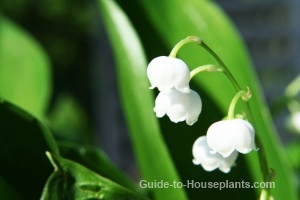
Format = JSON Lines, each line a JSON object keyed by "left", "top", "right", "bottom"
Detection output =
{"left": 58, "top": 142, "right": 140, "bottom": 194}
{"left": 41, "top": 152, "right": 148, "bottom": 200}
{"left": 0, "top": 100, "right": 59, "bottom": 199}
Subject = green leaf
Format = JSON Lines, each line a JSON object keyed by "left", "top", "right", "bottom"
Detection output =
{"left": 41, "top": 152, "right": 148, "bottom": 200}
{"left": 0, "top": 100, "right": 59, "bottom": 199}
{"left": 134, "top": 0, "right": 298, "bottom": 199}
{"left": 58, "top": 142, "right": 140, "bottom": 194}
{"left": 97, "top": 0, "right": 188, "bottom": 199}
{"left": 0, "top": 14, "right": 51, "bottom": 119}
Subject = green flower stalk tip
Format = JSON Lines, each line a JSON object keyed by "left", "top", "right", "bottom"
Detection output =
{"left": 169, "top": 36, "right": 203, "bottom": 58}
{"left": 228, "top": 89, "right": 251, "bottom": 120}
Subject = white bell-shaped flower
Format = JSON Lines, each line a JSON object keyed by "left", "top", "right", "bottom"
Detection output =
{"left": 147, "top": 56, "right": 190, "bottom": 93}
{"left": 291, "top": 112, "right": 300, "bottom": 132}
{"left": 192, "top": 136, "right": 238, "bottom": 173}
{"left": 207, "top": 119, "right": 257, "bottom": 157}
{"left": 154, "top": 89, "right": 202, "bottom": 125}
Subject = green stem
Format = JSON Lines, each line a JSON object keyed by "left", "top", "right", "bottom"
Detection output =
{"left": 170, "top": 36, "right": 271, "bottom": 198}
{"left": 227, "top": 90, "right": 248, "bottom": 119}
{"left": 183, "top": 36, "right": 270, "bottom": 199}
{"left": 259, "top": 169, "right": 275, "bottom": 200}
{"left": 169, "top": 36, "right": 202, "bottom": 57}
{"left": 285, "top": 75, "right": 300, "bottom": 113}
{"left": 190, "top": 65, "right": 223, "bottom": 79}
{"left": 287, "top": 100, "right": 300, "bottom": 114}
{"left": 285, "top": 74, "right": 300, "bottom": 98}
{"left": 200, "top": 42, "right": 240, "bottom": 92}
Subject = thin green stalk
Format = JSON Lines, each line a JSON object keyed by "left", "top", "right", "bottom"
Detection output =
{"left": 285, "top": 75, "right": 300, "bottom": 113}
{"left": 200, "top": 42, "right": 240, "bottom": 92}
{"left": 227, "top": 90, "right": 249, "bottom": 120}
{"left": 190, "top": 65, "right": 223, "bottom": 79}
{"left": 169, "top": 36, "right": 202, "bottom": 57}
{"left": 285, "top": 74, "right": 300, "bottom": 97}
{"left": 199, "top": 39, "right": 271, "bottom": 198}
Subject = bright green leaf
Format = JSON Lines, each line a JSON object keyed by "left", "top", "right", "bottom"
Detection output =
{"left": 41, "top": 152, "right": 148, "bottom": 200}
{"left": 0, "top": 100, "right": 59, "bottom": 199}
{"left": 97, "top": 0, "right": 188, "bottom": 199}
{"left": 0, "top": 14, "right": 51, "bottom": 119}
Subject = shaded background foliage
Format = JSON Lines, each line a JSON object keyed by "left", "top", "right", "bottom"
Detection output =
{"left": 0, "top": 0, "right": 299, "bottom": 199}
{"left": 0, "top": 0, "right": 93, "bottom": 116}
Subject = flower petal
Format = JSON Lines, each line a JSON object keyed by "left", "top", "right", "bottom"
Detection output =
{"left": 153, "top": 90, "right": 172, "bottom": 118}
{"left": 207, "top": 121, "right": 236, "bottom": 157}
{"left": 234, "top": 120, "right": 255, "bottom": 154}
{"left": 207, "top": 119, "right": 256, "bottom": 157}
{"left": 192, "top": 136, "right": 238, "bottom": 173}
{"left": 147, "top": 56, "right": 190, "bottom": 92}
{"left": 187, "top": 96, "right": 202, "bottom": 125}
{"left": 153, "top": 89, "right": 202, "bottom": 125}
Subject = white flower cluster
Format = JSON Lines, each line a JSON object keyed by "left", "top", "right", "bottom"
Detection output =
{"left": 192, "top": 119, "right": 257, "bottom": 173}
{"left": 146, "top": 55, "right": 257, "bottom": 173}
{"left": 147, "top": 56, "right": 202, "bottom": 125}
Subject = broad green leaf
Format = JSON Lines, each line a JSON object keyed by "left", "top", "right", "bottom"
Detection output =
{"left": 41, "top": 152, "right": 148, "bottom": 200}
{"left": 0, "top": 100, "right": 59, "bottom": 199}
{"left": 0, "top": 14, "right": 51, "bottom": 119}
{"left": 97, "top": 0, "right": 188, "bottom": 199}
{"left": 58, "top": 142, "right": 140, "bottom": 194}
{"left": 134, "top": 0, "right": 297, "bottom": 199}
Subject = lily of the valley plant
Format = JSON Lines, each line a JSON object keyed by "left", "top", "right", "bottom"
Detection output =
{"left": 147, "top": 36, "right": 272, "bottom": 199}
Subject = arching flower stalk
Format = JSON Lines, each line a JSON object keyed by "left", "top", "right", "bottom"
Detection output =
{"left": 206, "top": 89, "right": 258, "bottom": 157}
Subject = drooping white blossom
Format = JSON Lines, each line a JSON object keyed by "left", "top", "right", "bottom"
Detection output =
{"left": 207, "top": 119, "right": 257, "bottom": 157}
{"left": 147, "top": 56, "right": 190, "bottom": 93}
{"left": 192, "top": 136, "right": 238, "bottom": 173}
{"left": 154, "top": 89, "right": 202, "bottom": 125}
{"left": 290, "top": 111, "right": 300, "bottom": 133}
